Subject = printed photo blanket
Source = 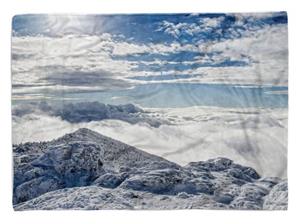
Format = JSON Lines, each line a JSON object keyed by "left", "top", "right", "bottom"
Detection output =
{"left": 12, "top": 12, "right": 288, "bottom": 210}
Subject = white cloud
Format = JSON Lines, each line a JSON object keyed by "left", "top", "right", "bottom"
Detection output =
{"left": 157, "top": 17, "right": 224, "bottom": 38}
{"left": 230, "top": 12, "right": 285, "bottom": 20}
{"left": 12, "top": 106, "right": 287, "bottom": 178}
{"left": 201, "top": 24, "right": 288, "bottom": 86}
{"left": 12, "top": 34, "right": 201, "bottom": 90}
{"left": 200, "top": 17, "right": 224, "bottom": 28}
{"left": 12, "top": 20, "right": 288, "bottom": 99}
{"left": 131, "top": 24, "right": 288, "bottom": 86}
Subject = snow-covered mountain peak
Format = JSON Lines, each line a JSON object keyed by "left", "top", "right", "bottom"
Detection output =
{"left": 13, "top": 128, "right": 287, "bottom": 210}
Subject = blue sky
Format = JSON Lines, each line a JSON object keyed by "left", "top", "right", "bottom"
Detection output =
{"left": 12, "top": 13, "right": 287, "bottom": 42}
{"left": 11, "top": 12, "right": 288, "bottom": 107}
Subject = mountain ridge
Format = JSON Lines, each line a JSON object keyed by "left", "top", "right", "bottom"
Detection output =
{"left": 13, "top": 128, "right": 287, "bottom": 210}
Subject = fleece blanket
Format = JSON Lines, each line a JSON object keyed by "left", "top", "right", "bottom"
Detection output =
{"left": 12, "top": 13, "right": 288, "bottom": 210}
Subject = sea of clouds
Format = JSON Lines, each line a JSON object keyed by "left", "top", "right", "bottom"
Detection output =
{"left": 11, "top": 13, "right": 288, "bottom": 179}
{"left": 12, "top": 103, "right": 287, "bottom": 178}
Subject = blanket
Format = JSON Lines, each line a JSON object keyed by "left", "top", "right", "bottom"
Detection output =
{"left": 11, "top": 12, "right": 288, "bottom": 210}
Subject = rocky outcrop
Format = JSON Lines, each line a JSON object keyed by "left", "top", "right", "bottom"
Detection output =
{"left": 13, "top": 128, "right": 288, "bottom": 210}
{"left": 263, "top": 180, "right": 288, "bottom": 210}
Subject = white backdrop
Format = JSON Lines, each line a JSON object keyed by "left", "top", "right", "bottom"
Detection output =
{"left": 0, "top": 0, "right": 299, "bottom": 224}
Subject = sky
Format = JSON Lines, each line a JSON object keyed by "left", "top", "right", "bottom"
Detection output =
{"left": 11, "top": 12, "right": 288, "bottom": 107}
{"left": 11, "top": 13, "right": 288, "bottom": 176}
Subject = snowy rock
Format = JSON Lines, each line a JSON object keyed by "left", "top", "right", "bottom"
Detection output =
{"left": 92, "top": 173, "right": 128, "bottom": 188}
{"left": 186, "top": 158, "right": 233, "bottom": 172}
{"left": 31, "top": 142, "right": 105, "bottom": 187}
{"left": 177, "top": 192, "right": 190, "bottom": 199}
{"left": 14, "top": 176, "right": 62, "bottom": 204}
{"left": 13, "top": 128, "right": 288, "bottom": 210}
{"left": 13, "top": 128, "right": 178, "bottom": 203}
{"left": 14, "top": 186, "right": 226, "bottom": 210}
{"left": 230, "top": 183, "right": 269, "bottom": 209}
{"left": 263, "top": 180, "right": 288, "bottom": 210}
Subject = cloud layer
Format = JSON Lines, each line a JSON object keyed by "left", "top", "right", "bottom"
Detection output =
{"left": 12, "top": 105, "right": 287, "bottom": 178}
{"left": 12, "top": 13, "right": 288, "bottom": 101}
{"left": 12, "top": 102, "right": 164, "bottom": 127}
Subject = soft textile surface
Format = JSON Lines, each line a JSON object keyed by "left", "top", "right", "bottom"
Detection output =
{"left": 12, "top": 13, "right": 288, "bottom": 210}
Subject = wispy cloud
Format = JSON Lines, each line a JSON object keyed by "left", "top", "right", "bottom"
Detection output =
{"left": 156, "top": 16, "right": 225, "bottom": 38}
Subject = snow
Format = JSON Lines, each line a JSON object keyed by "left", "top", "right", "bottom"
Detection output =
{"left": 13, "top": 128, "right": 287, "bottom": 210}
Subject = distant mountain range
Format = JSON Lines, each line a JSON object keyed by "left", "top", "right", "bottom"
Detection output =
{"left": 12, "top": 102, "right": 165, "bottom": 127}
{"left": 13, "top": 128, "right": 287, "bottom": 210}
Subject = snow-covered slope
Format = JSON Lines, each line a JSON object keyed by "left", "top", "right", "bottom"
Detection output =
{"left": 13, "top": 128, "right": 287, "bottom": 210}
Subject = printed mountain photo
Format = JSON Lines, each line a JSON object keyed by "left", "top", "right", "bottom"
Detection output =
{"left": 12, "top": 13, "right": 288, "bottom": 210}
